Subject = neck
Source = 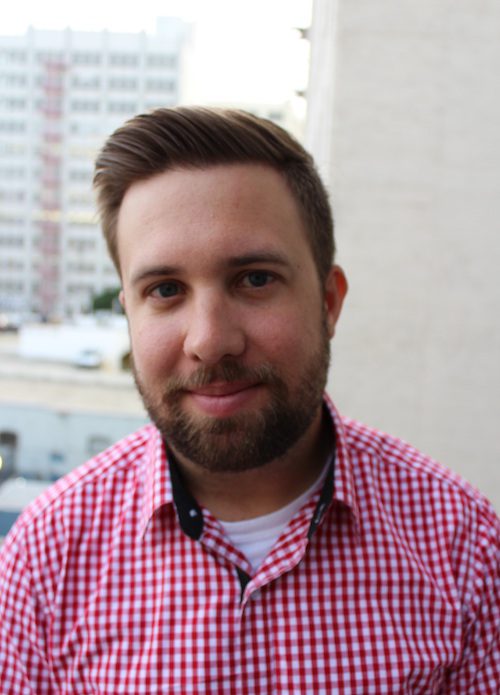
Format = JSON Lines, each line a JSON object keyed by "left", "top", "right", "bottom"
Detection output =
{"left": 171, "top": 407, "right": 332, "bottom": 521}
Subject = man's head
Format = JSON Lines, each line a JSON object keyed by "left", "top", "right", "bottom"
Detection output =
{"left": 93, "top": 106, "right": 335, "bottom": 286}
{"left": 93, "top": 109, "right": 347, "bottom": 475}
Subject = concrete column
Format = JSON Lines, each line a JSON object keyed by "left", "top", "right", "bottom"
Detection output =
{"left": 306, "top": 0, "right": 500, "bottom": 509}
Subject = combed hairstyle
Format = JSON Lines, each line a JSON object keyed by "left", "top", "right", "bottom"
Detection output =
{"left": 93, "top": 106, "right": 335, "bottom": 284}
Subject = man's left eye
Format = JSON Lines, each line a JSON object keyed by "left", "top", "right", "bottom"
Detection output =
{"left": 242, "top": 271, "right": 274, "bottom": 288}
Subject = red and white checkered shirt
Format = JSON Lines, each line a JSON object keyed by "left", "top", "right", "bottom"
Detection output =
{"left": 1, "top": 398, "right": 499, "bottom": 694}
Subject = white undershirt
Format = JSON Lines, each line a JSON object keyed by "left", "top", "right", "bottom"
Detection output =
{"left": 219, "top": 461, "right": 329, "bottom": 572}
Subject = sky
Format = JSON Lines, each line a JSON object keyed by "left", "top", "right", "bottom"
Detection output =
{"left": 2, "top": 0, "right": 313, "bottom": 104}
{"left": 2, "top": 0, "right": 311, "bottom": 34}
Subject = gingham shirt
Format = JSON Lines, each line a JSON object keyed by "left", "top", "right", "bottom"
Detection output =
{"left": 0, "top": 399, "right": 499, "bottom": 694}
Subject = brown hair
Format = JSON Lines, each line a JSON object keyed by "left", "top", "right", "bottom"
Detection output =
{"left": 93, "top": 106, "right": 334, "bottom": 283}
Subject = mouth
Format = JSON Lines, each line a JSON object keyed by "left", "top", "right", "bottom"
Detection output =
{"left": 183, "top": 380, "right": 264, "bottom": 417}
{"left": 186, "top": 380, "right": 258, "bottom": 396}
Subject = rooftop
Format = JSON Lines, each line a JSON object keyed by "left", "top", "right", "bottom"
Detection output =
{"left": 0, "top": 332, "right": 145, "bottom": 416}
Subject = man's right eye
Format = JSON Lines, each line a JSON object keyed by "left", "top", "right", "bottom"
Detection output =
{"left": 152, "top": 282, "right": 180, "bottom": 298}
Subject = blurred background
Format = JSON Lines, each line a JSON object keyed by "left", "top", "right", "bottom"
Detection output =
{"left": 0, "top": 0, "right": 498, "bottom": 539}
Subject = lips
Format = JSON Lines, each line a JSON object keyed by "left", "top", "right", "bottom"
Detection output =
{"left": 183, "top": 380, "right": 263, "bottom": 417}
{"left": 186, "top": 381, "right": 258, "bottom": 397}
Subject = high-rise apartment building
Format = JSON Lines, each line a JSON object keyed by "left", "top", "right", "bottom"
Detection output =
{"left": 0, "top": 21, "right": 188, "bottom": 318}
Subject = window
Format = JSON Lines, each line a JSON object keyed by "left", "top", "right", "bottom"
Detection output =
{"left": 0, "top": 431, "right": 18, "bottom": 481}
{"left": 0, "top": 121, "right": 26, "bottom": 133}
{"left": 71, "top": 100, "right": 100, "bottom": 113}
{"left": 72, "top": 52, "right": 101, "bottom": 66}
{"left": 108, "top": 77, "right": 138, "bottom": 90}
{"left": 67, "top": 238, "right": 96, "bottom": 252}
{"left": 147, "top": 54, "right": 176, "bottom": 68}
{"left": 69, "top": 169, "right": 92, "bottom": 181}
{"left": 0, "top": 74, "right": 27, "bottom": 87}
{"left": 0, "top": 258, "right": 24, "bottom": 271}
{"left": 0, "top": 168, "right": 25, "bottom": 180}
{"left": 0, "top": 280, "right": 23, "bottom": 292}
{"left": 0, "top": 210, "right": 24, "bottom": 224}
{"left": 69, "top": 121, "right": 101, "bottom": 135}
{"left": 71, "top": 75, "right": 100, "bottom": 89}
{"left": 1, "top": 50, "right": 27, "bottom": 64}
{"left": 68, "top": 191, "right": 93, "bottom": 205}
{"left": 48, "top": 451, "right": 66, "bottom": 480}
{"left": 107, "top": 101, "right": 137, "bottom": 113}
{"left": 67, "top": 283, "right": 94, "bottom": 295}
{"left": 0, "top": 97, "right": 26, "bottom": 110}
{"left": 87, "top": 436, "right": 111, "bottom": 457}
{"left": 0, "top": 142, "right": 25, "bottom": 155}
{"left": 66, "top": 262, "right": 96, "bottom": 274}
{"left": 145, "top": 78, "right": 176, "bottom": 92}
{"left": 0, "top": 190, "right": 25, "bottom": 202}
{"left": 109, "top": 54, "right": 138, "bottom": 67}
{"left": 36, "top": 50, "right": 62, "bottom": 61}
{"left": 0, "top": 236, "right": 24, "bottom": 247}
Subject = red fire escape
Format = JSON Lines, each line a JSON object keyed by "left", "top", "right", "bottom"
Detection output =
{"left": 38, "top": 59, "right": 66, "bottom": 319}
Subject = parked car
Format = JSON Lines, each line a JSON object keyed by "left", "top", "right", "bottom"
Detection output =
{"left": 73, "top": 348, "right": 102, "bottom": 369}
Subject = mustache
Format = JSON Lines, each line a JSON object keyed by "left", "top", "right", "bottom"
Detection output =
{"left": 162, "top": 360, "right": 279, "bottom": 396}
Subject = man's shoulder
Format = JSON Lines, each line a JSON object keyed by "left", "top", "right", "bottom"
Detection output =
{"left": 339, "top": 415, "right": 496, "bottom": 520}
{"left": 8, "top": 424, "right": 158, "bottom": 538}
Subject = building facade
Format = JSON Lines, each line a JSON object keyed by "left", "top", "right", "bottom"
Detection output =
{"left": 0, "top": 332, "right": 147, "bottom": 482}
{"left": 0, "top": 21, "right": 188, "bottom": 318}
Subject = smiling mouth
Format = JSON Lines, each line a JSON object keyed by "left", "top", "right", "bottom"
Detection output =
{"left": 183, "top": 381, "right": 264, "bottom": 417}
{"left": 185, "top": 381, "right": 259, "bottom": 398}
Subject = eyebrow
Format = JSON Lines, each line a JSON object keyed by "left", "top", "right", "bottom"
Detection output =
{"left": 131, "top": 266, "right": 180, "bottom": 286}
{"left": 226, "top": 251, "right": 290, "bottom": 268}
{"left": 130, "top": 251, "right": 291, "bottom": 286}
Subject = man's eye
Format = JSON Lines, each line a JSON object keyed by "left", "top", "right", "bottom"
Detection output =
{"left": 242, "top": 271, "right": 274, "bottom": 288}
{"left": 152, "top": 282, "right": 180, "bottom": 298}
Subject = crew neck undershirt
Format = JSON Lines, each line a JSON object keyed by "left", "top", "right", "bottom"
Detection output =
{"left": 218, "top": 459, "right": 330, "bottom": 572}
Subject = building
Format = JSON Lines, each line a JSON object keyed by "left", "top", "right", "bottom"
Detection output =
{"left": 0, "top": 478, "right": 53, "bottom": 542}
{"left": 18, "top": 315, "right": 131, "bottom": 370}
{"left": 0, "top": 331, "right": 147, "bottom": 484}
{"left": 0, "top": 21, "right": 188, "bottom": 319}
{"left": 306, "top": 0, "right": 500, "bottom": 511}
{"left": 0, "top": 330, "right": 148, "bottom": 540}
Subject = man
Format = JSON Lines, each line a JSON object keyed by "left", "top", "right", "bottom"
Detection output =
{"left": 0, "top": 107, "right": 498, "bottom": 693}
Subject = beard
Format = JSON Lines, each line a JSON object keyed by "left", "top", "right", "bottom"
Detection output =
{"left": 132, "top": 322, "right": 331, "bottom": 474}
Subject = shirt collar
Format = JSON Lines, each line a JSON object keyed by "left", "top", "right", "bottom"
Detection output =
{"left": 139, "top": 394, "right": 360, "bottom": 538}
{"left": 139, "top": 426, "right": 174, "bottom": 537}
{"left": 323, "top": 394, "right": 361, "bottom": 524}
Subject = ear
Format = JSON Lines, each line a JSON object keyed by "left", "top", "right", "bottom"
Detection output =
{"left": 119, "top": 289, "right": 126, "bottom": 314}
{"left": 323, "top": 265, "right": 348, "bottom": 338}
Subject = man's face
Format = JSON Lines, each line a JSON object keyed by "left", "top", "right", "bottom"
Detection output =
{"left": 118, "top": 163, "right": 346, "bottom": 472}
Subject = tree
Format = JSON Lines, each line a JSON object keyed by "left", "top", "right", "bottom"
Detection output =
{"left": 91, "top": 287, "right": 122, "bottom": 313}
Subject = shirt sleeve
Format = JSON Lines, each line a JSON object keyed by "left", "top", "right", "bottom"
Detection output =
{"left": 0, "top": 521, "right": 52, "bottom": 694}
{"left": 443, "top": 501, "right": 500, "bottom": 693}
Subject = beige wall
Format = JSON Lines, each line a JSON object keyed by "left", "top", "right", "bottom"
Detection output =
{"left": 306, "top": 0, "right": 500, "bottom": 510}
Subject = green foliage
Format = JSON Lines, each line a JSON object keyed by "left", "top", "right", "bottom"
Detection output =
{"left": 92, "top": 287, "right": 122, "bottom": 313}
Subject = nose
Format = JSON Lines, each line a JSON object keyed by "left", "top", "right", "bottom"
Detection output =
{"left": 183, "top": 292, "right": 246, "bottom": 365}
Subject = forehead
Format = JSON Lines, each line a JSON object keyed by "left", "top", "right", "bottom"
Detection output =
{"left": 117, "top": 164, "right": 313, "bottom": 271}
{"left": 119, "top": 163, "right": 299, "bottom": 224}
